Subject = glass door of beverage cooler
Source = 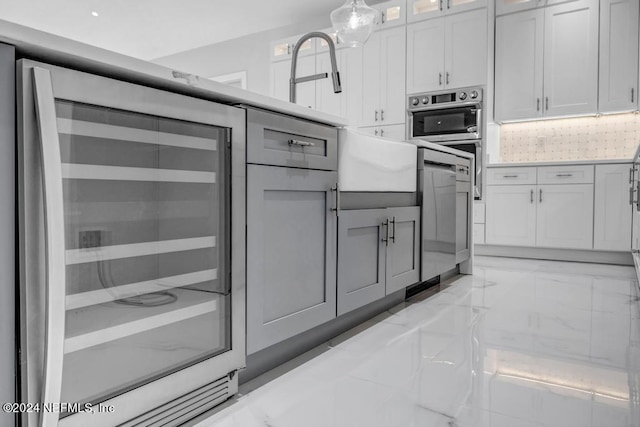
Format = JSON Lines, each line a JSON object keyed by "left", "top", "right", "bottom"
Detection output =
{"left": 18, "top": 60, "right": 246, "bottom": 427}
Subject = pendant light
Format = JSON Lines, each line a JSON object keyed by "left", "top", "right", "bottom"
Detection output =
{"left": 330, "top": 0, "right": 378, "bottom": 48}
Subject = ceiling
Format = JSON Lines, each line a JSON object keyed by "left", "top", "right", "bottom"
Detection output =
{"left": 0, "top": 0, "right": 348, "bottom": 60}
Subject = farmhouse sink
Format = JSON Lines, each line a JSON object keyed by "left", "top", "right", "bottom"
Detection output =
{"left": 338, "top": 128, "right": 417, "bottom": 192}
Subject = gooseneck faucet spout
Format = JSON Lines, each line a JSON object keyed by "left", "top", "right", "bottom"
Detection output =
{"left": 290, "top": 32, "right": 342, "bottom": 104}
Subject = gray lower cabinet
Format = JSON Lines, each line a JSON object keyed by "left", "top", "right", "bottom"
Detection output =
{"left": 337, "top": 206, "right": 420, "bottom": 316}
{"left": 246, "top": 164, "right": 338, "bottom": 354}
{"left": 385, "top": 207, "right": 421, "bottom": 294}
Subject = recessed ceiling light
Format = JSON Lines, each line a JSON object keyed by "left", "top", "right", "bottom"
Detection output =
{"left": 91, "top": 11, "right": 99, "bottom": 17}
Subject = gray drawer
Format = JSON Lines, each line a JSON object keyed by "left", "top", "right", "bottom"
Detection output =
{"left": 247, "top": 108, "right": 338, "bottom": 170}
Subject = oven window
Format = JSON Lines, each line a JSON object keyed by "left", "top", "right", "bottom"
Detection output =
{"left": 413, "top": 107, "right": 478, "bottom": 137}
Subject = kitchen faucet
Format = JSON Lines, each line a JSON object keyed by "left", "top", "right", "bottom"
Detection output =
{"left": 290, "top": 32, "right": 341, "bottom": 103}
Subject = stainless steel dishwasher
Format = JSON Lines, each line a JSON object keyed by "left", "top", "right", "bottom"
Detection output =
{"left": 418, "top": 148, "right": 457, "bottom": 282}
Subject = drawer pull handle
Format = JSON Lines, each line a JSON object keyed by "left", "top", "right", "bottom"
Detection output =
{"left": 555, "top": 173, "right": 573, "bottom": 177}
{"left": 503, "top": 174, "right": 518, "bottom": 178}
{"left": 288, "top": 139, "right": 315, "bottom": 147}
{"left": 539, "top": 188, "right": 543, "bottom": 203}
{"left": 530, "top": 189, "right": 534, "bottom": 204}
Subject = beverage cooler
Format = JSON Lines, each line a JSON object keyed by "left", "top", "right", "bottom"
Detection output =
{"left": 17, "top": 60, "right": 246, "bottom": 426}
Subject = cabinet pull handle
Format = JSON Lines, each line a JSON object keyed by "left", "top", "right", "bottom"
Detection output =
{"left": 630, "top": 168, "right": 635, "bottom": 184}
{"left": 539, "top": 188, "right": 543, "bottom": 203}
{"left": 637, "top": 181, "right": 640, "bottom": 211}
{"left": 503, "top": 174, "right": 518, "bottom": 178}
{"left": 545, "top": 97, "right": 549, "bottom": 110}
{"left": 331, "top": 183, "right": 340, "bottom": 216}
{"left": 440, "top": 0, "right": 443, "bottom": 10}
{"left": 381, "top": 11, "right": 386, "bottom": 24}
{"left": 555, "top": 173, "right": 573, "bottom": 177}
{"left": 530, "top": 189, "right": 534, "bottom": 204}
{"left": 380, "top": 128, "right": 385, "bottom": 137}
{"left": 288, "top": 139, "right": 315, "bottom": 147}
{"left": 388, "top": 216, "right": 396, "bottom": 243}
{"left": 374, "top": 129, "right": 379, "bottom": 136}
{"left": 287, "top": 44, "right": 291, "bottom": 55}
{"left": 439, "top": 73, "right": 443, "bottom": 86}
{"left": 447, "top": 0, "right": 451, "bottom": 8}
{"left": 375, "top": 109, "right": 378, "bottom": 122}
{"left": 380, "top": 109, "right": 384, "bottom": 121}
{"left": 630, "top": 187, "right": 635, "bottom": 206}
{"left": 446, "top": 72, "right": 450, "bottom": 85}
{"left": 382, "top": 218, "right": 390, "bottom": 245}
{"left": 632, "top": 88, "right": 635, "bottom": 103}
{"left": 536, "top": 98, "right": 540, "bottom": 111}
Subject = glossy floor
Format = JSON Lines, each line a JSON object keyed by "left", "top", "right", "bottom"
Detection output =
{"left": 195, "top": 257, "right": 640, "bottom": 427}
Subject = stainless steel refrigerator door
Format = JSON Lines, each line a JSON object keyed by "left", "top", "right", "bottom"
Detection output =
{"left": 420, "top": 163, "right": 457, "bottom": 282}
{"left": 18, "top": 60, "right": 246, "bottom": 427}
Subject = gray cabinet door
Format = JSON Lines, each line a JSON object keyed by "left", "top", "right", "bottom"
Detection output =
{"left": 386, "top": 206, "right": 421, "bottom": 295}
{"left": 337, "top": 209, "right": 387, "bottom": 316}
{"left": 247, "top": 165, "right": 337, "bottom": 354}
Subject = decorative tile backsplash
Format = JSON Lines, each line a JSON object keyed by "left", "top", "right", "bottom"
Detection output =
{"left": 500, "top": 113, "right": 640, "bottom": 163}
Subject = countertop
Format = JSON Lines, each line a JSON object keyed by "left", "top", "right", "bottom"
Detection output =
{"left": 487, "top": 158, "right": 633, "bottom": 168}
{"left": 0, "top": 19, "right": 349, "bottom": 128}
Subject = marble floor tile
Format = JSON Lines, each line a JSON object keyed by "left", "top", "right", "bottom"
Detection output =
{"left": 194, "top": 256, "right": 640, "bottom": 427}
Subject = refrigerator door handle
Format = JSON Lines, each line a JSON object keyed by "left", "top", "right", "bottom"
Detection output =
{"left": 32, "top": 66, "right": 66, "bottom": 427}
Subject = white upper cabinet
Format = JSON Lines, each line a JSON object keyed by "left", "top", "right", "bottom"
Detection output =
{"left": 599, "top": 0, "right": 639, "bottom": 113}
{"left": 316, "top": 47, "right": 364, "bottom": 123}
{"left": 495, "top": 9, "right": 545, "bottom": 121}
{"left": 494, "top": 0, "right": 598, "bottom": 121}
{"left": 270, "top": 36, "right": 316, "bottom": 62}
{"left": 406, "top": 18, "right": 445, "bottom": 93}
{"left": 496, "top": 0, "right": 580, "bottom": 15}
{"left": 361, "top": 26, "right": 407, "bottom": 126}
{"left": 375, "top": 0, "right": 408, "bottom": 29}
{"left": 543, "top": 0, "right": 599, "bottom": 117}
{"left": 408, "top": 0, "right": 487, "bottom": 22}
{"left": 444, "top": 8, "right": 488, "bottom": 90}
{"left": 407, "top": 8, "right": 487, "bottom": 93}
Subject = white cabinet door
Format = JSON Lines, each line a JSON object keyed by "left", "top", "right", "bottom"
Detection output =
{"left": 380, "top": 26, "right": 407, "bottom": 125}
{"left": 536, "top": 184, "right": 594, "bottom": 249}
{"left": 599, "top": 0, "right": 639, "bottom": 113}
{"left": 444, "top": 8, "right": 488, "bottom": 89}
{"left": 408, "top": 0, "right": 445, "bottom": 22}
{"left": 593, "top": 164, "right": 633, "bottom": 251}
{"left": 361, "top": 31, "right": 382, "bottom": 126}
{"left": 486, "top": 185, "right": 537, "bottom": 246}
{"left": 495, "top": 9, "right": 544, "bottom": 121}
{"left": 543, "top": 0, "right": 598, "bottom": 116}
{"left": 340, "top": 47, "right": 364, "bottom": 126}
{"left": 407, "top": 18, "right": 446, "bottom": 94}
{"left": 315, "top": 51, "right": 342, "bottom": 116}
{"left": 448, "top": 0, "right": 488, "bottom": 16}
{"left": 376, "top": 0, "right": 408, "bottom": 29}
{"left": 270, "top": 59, "right": 291, "bottom": 102}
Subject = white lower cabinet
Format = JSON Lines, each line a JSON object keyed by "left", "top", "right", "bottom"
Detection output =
{"left": 484, "top": 164, "right": 632, "bottom": 251}
{"left": 486, "top": 185, "right": 537, "bottom": 246}
{"left": 535, "top": 184, "right": 594, "bottom": 249}
{"left": 593, "top": 163, "right": 633, "bottom": 250}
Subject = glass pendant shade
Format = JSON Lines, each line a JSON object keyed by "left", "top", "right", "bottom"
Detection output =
{"left": 330, "top": 0, "right": 378, "bottom": 48}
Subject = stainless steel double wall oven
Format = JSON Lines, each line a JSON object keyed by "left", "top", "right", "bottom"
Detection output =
{"left": 408, "top": 86, "right": 483, "bottom": 199}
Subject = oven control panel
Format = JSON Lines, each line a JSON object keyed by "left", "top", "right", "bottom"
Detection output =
{"left": 407, "top": 87, "right": 483, "bottom": 111}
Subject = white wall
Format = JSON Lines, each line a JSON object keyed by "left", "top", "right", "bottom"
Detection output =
{"left": 152, "top": 16, "right": 333, "bottom": 97}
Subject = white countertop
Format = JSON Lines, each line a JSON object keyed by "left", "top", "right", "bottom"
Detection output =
{"left": 487, "top": 158, "right": 633, "bottom": 168}
{"left": 0, "top": 19, "right": 349, "bottom": 127}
